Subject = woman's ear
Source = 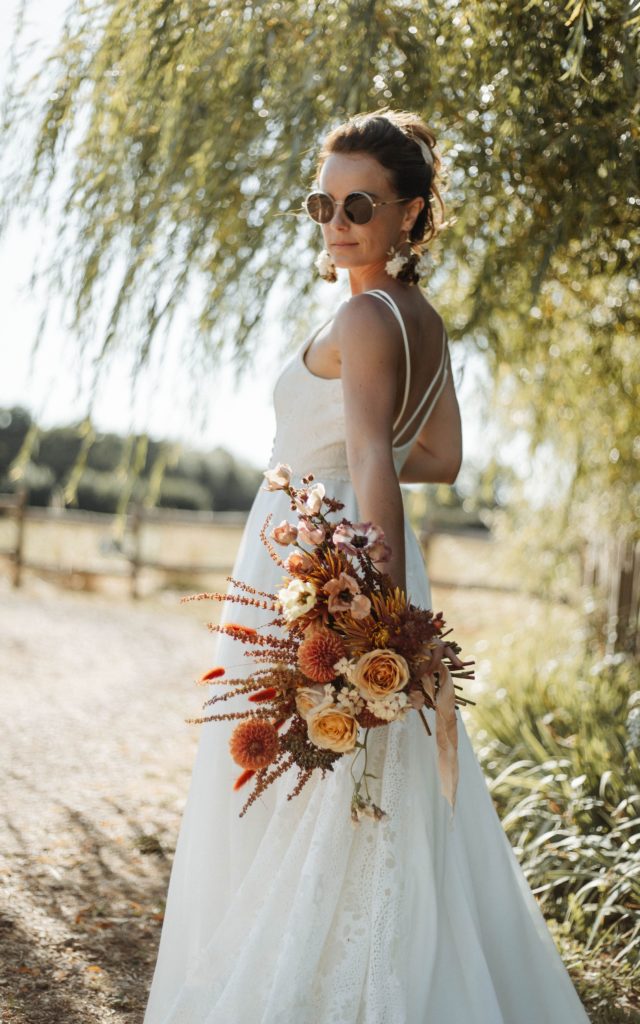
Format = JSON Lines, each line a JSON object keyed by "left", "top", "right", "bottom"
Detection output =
{"left": 401, "top": 196, "right": 425, "bottom": 233}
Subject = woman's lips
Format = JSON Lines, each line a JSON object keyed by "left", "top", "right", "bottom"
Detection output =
{"left": 330, "top": 242, "right": 358, "bottom": 247}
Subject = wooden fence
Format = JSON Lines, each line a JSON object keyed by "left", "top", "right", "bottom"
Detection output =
{"left": 1, "top": 492, "right": 638, "bottom": 653}
{"left": 0, "top": 492, "right": 247, "bottom": 599}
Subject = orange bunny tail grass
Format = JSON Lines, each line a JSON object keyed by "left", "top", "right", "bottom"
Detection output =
{"left": 248, "top": 687, "right": 278, "bottom": 702}
{"left": 220, "top": 623, "right": 259, "bottom": 639}
{"left": 198, "top": 667, "right": 225, "bottom": 684}
{"left": 233, "top": 768, "right": 256, "bottom": 791}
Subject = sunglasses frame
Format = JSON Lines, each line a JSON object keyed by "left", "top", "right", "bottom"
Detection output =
{"left": 304, "top": 189, "right": 412, "bottom": 225}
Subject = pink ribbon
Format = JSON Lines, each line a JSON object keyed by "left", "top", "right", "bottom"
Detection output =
{"left": 420, "top": 664, "right": 459, "bottom": 811}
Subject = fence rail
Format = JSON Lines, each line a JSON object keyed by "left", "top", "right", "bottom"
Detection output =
{"left": 0, "top": 494, "right": 248, "bottom": 599}
{"left": 1, "top": 492, "right": 638, "bottom": 653}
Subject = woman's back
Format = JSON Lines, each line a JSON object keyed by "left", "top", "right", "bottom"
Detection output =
{"left": 270, "top": 289, "right": 450, "bottom": 483}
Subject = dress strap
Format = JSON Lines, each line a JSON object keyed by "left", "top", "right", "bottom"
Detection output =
{"left": 365, "top": 289, "right": 411, "bottom": 431}
{"left": 393, "top": 323, "right": 448, "bottom": 447}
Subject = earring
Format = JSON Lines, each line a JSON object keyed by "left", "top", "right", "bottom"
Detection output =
{"left": 385, "top": 245, "right": 434, "bottom": 285}
{"left": 315, "top": 249, "right": 337, "bottom": 283}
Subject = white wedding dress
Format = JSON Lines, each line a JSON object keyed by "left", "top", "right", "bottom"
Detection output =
{"left": 144, "top": 290, "right": 590, "bottom": 1023}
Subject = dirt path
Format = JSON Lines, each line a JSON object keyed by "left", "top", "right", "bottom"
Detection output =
{"left": 1, "top": 571, "right": 633, "bottom": 1024}
{"left": 0, "top": 576, "right": 215, "bottom": 1023}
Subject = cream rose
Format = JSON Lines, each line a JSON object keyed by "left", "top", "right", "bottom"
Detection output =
{"left": 306, "top": 704, "right": 358, "bottom": 753}
{"left": 295, "top": 685, "right": 331, "bottom": 720}
{"left": 352, "top": 649, "right": 410, "bottom": 701}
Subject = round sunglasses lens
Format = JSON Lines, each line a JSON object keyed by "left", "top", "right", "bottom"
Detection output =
{"left": 344, "top": 193, "right": 374, "bottom": 224}
{"left": 305, "top": 193, "right": 333, "bottom": 223}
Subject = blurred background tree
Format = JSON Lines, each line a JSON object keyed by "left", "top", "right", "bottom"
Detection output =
{"left": 1, "top": 0, "right": 638, "bottom": 649}
{"left": 0, "top": 406, "right": 263, "bottom": 512}
{"left": 1, "top": 6, "right": 638, "bottom": 1002}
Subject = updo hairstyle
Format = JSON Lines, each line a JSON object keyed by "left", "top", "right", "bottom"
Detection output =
{"left": 315, "top": 109, "right": 450, "bottom": 250}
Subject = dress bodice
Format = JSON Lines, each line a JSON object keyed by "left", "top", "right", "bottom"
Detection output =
{"left": 268, "top": 289, "right": 449, "bottom": 481}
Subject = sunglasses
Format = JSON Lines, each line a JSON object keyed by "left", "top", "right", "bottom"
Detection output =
{"left": 304, "top": 190, "right": 411, "bottom": 226}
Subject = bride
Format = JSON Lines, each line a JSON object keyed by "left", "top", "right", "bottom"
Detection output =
{"left": 143, "top": 110, "right": 590, "bottom": 1023}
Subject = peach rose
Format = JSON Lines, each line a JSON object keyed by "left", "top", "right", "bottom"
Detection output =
{"left": 306, "top": 704, "right": 358, "bottom": 753}
{"left": 295, "top": 685, "right": 331, "bottom": 720}
{"left": 352, "top": 649, "right": 410, "bottom": 701}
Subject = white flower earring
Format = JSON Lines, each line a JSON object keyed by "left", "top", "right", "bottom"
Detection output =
{"left": 315, "top": 249, "right": 337, "bottom": 283}
{"left": 385, "top": 244, "right": 434, "bottom": 285}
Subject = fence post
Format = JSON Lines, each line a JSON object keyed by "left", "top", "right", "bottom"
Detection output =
{"left": 129, "top": 504, "right": 142, "bottom": 600}
{"left": 12, "top": 488, "right": 28, "bottom": 588}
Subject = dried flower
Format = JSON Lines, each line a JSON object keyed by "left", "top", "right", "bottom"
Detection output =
{"left": 306, "top": 704, "right": 358, "bottom": 753}
{"left": 315, "top": 249, "right": 337, "bottom": 282}
{"left": 198, "top": 666, "right": 225, "bottom": 683}
{"left": 298, "top": 627, "right": 346, "bottom": 683}
{"left": 284, "top": 550, "right": 314, "bottom": 574}
{"left": 298, "top": 519, "right": 326, "bottom": 547}
{"left": 263, "top": 463, "right": 293, "bottom": 491}
{"left": 352, "top": 649, "right": 410, "bottom": 701}
{"left": 294, "top": 685, "right": 332, "bottom": 719}
{"left": 271, "top": 520, "right": 298, "bottom": 545}
{"left": 229, "top": 720, "right": 279, "bottom": 771}
{"left": 416, "top": 250, "right": 434, "bottom": 276}
{"left": 332, "top": 521, "right": 390, "bottom": 562}
{"left": 323, "top": 572, "right": 371, "bottom": 619}
{"left": 385, "top": 251, "right": 409, "bottom": 278}
{"left": 278, "top": 578, "right": 317, "bottom": 622}
{"left": 303, "top": 483, "right": 326, "bottom": 516}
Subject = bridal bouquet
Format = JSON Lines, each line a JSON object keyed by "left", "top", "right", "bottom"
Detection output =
{"left": 185, "top": 463, "right": 474, "bottom": 823}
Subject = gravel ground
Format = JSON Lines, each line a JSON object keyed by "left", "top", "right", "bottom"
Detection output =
{"left": 0, "top": 575, "right": 213, "bottom": 1023}
{"left": 1, "top": 570, "right": 633, "bottom": 1024}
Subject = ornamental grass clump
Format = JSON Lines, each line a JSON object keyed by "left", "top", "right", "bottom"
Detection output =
{"left": 470, "top": 648, "right": 640, "bottom": 977}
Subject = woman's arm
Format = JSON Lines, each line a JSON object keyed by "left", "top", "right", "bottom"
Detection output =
{"left": 335, "top": 295, "right": 407, "bottom": 593}
{"left": 398, "top": 350, "right": 462, "bottom": 485}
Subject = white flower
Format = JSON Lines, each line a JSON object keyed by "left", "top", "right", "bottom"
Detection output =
{"left": 305, "top": 482, "right": 326, "bottom": 515}
{"left": 315, "top": 250, "right": 337, "bottom": 281}
{"left": 263, "top": 462, "right": 292, "bottom": 491}
{"left": 365, "top": 691, "right": 410, "bottom": 722}
{"left": 333, "top": 656, "right": 357, "bottom": 682}
{"left": 335, "top": 687, "right": 365, "bottom": 714}
{"left": 277, "top": 578, "right": 317, "bottom": 622}
{"left": 416, "top": 250, "right": 434, "bottom": 276}
{"left": 385, "top": 252, "right": 408, "bottom": 278}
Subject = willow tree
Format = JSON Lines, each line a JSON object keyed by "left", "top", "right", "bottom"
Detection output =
{"left": 2, "top": 0, "right": 639, "bottom": 632}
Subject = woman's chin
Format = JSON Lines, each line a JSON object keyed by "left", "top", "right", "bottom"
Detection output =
{"left": 330, "top": 246, "right": 362, "bottom": 268}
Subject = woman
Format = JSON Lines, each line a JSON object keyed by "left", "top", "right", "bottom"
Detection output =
{"left": 144, "top": 111, "right": 590, "bottom": 1023}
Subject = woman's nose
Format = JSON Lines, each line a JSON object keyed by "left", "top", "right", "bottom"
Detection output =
{"left": 330, "top": 203, "right": 350, "bottom": 228}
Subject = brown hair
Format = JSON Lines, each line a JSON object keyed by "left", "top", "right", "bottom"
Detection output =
{"left": 315, "top": 109, "right": 450, "bottom": 248}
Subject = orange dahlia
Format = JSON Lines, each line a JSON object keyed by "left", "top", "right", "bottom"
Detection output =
{"left": 229, "top": 720, "right": 279, "bottom": 770}
{"left": 297, "top": 627, "right": 346, "bottom": 683}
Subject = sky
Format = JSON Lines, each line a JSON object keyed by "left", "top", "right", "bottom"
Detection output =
{"left": 0, "top": 0, "right": 496, "bottom": 479}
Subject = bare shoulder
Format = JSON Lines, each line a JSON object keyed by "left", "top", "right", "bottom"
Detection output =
{"left": 332, "top": 292, "right": 403, "bottom": 365}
